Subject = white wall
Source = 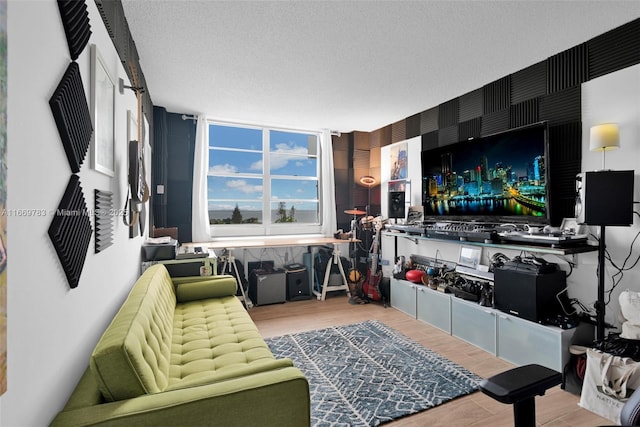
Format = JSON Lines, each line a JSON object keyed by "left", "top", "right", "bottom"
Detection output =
{"left": 380, "top": 136, "right": 421, "bottom": 220}
{"left": 2, "top": 1, "right": 145, "bottom": 425}
{"left": 577, "top": 63, "right": 640, "bottom": 328}
{"left": 382, "top": 63, "right": 640, "bottom": 331}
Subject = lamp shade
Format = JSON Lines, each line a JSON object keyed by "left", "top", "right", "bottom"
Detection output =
{"left": 590, "top": 123, "right": 620, "bottom": 152}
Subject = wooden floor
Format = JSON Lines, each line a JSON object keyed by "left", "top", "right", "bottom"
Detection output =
{"left": 249, "top": 294, "right": 611, "bottom": 427}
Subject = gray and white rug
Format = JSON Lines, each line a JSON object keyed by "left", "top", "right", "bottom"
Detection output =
{"left": 265, "top": 320, "right": 481, "bottom": 426}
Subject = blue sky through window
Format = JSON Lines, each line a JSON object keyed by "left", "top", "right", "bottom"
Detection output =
{"left": 207, "top": 122, "right": 320, "bottom": 226}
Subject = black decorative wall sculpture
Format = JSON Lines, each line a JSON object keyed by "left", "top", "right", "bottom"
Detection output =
{"left": 49, "top": 62, "right": 93, "bottom": 173}
{"left": 49, "top": 175, "right": 92, "bottom": 289}
{"left": 94, "top": 189, "right": 114, "bottom": 253}
{"left": 57, "top": 0, "right": 92, "bottom": 61}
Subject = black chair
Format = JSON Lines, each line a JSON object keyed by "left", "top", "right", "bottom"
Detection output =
{"left": 479, "top": 364, "right": 562, "bottom": 427}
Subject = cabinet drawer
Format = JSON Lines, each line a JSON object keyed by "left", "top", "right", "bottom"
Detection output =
{"left": 417, "top": 287, "right": 451, "bottom": 333}
{"left": 452, "top": 298, "right": 496, "bottom": 353}
{"left": 390, "top": 279, "right": 417, "bottom": 318}
{"left": 497, "top": 313, "right": 564, "bottom": 371}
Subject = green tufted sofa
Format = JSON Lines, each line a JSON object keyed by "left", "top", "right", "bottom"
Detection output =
{"left": 51, "top": 264, "right": 310, "bottom": 426}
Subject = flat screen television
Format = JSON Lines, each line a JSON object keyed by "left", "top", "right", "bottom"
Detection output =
{"left": 421, "top": 122, "right": 549, "bottom": 224}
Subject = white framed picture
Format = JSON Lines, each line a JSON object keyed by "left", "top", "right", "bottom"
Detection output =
{"left": 90, "top": 44, "right": 115, "bottom": 177}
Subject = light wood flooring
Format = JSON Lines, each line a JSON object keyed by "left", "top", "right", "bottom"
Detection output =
{"left": 249, "top": 294, "right": 612, "bottom": 427}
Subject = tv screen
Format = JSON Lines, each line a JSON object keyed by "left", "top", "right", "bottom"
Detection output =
{"left": 421, "top": 123, "right": 549, "bottom": 223}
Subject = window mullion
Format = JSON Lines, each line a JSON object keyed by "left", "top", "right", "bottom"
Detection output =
{"left": 263, "top": 128, "right": 271, "bottom": 230}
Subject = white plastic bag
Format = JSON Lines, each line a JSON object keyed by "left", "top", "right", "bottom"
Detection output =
{"left": 579, "top": 348, "right": 640, "bottom": 424}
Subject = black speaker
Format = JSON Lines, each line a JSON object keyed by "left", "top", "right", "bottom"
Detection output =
{"left": 575, "top": 170, "right": 634, "bottom": 226}
{"left": 494, "top": 268, "right": 566, "bottom": 322}
{"left": 249, "top": 268, "right": 286, "bottom": 306}
{"left": 388, "top": 191, "right": 405, "bottom": 219}
{"left": 284, "top": 264, "right": 311, "bottom": 301}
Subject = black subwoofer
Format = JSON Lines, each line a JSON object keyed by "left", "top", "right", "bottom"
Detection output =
{"left": 284, "top": 264, "right": 311, "bottom": 301}
{"left": 494, "top": 268, "right": 566, "bottom": 322}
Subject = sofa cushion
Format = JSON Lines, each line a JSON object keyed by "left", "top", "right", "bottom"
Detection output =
{"left": 90, "top": 265, "right": 176, "bottom": 401}
{"left": 168, "top": 295, "right": 291, "bottom": 389}
{"left": 174, "top": 275, "right": 237, "bottom": 302}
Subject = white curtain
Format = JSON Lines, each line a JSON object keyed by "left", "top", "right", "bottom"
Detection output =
{"left": 320, "top": 130, "right": 337, "bottom": 236}
{"left": 192, "top": 115, "right": 211, "bottom": 242}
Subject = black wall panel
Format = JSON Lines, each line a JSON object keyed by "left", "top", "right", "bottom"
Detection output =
{"left": 391, "top": 119, "right": 406, "bottom": 143}
{"left": 95, "top": 0, "right": 116, "bottom": 38}
{"left": 483, "top": 76, "right": 511, "bottom": 114}
{"left": 458, "top": 117, "right": 482, "bottom": 141}
{"left": 334, "top": 169, "right": 350, "bottom": 207}
{"left": 420, "top": 107, "right": 439, "bottom": 134}
{"left": 421, "top": 131, "right": 438, "bottom": 152}
{"left": 405, "top": 113, "right": 421, "bottom": 139}
{"left": 547, "top": 121, "right": 582, "bottom": 224}
{"left": 438, "top": 125, "right": 458, "bottom": 147}
{"left": 588, "top": 18, "right": 640, "bottom": 80}
{"left": 459, "top": 89, "right": 483, "bottom": 122}
{"left": 481, "top": 109, "right": 509, "bottom": 136}
{"left": 539, "top": 86, "right": 581, "bottom": 125}
{"left": 511, "top": 61, "right": 547, "bottom": 104}
{"left": 57, "top": 0, "right": 92, "bottom": 61}
{"left": 438, "top": 99, "right": 459, "bottom": 128}
{"left": 548, "top": 121, "right": 582, "bottom": 164}
{"left": 510, "top": 98, "right": 540, "bottom": 128}
{"left": 547, "top": 44, "right": 588, "bottom": 94}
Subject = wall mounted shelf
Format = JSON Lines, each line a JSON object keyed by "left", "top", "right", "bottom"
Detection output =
{"left": 385, "top": 230, "right": 598, "bottom": 256}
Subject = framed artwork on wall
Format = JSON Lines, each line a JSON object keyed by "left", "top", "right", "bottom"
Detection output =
{"left": 390, "top": 142, "right": 407, "bottom": 180}
{"left": 90, "top": 44, "right": 115, "bottom": 177}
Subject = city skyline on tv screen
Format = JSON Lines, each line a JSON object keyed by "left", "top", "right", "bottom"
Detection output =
{"left": 421, "top": 124, "right": 547, "bottom": 220}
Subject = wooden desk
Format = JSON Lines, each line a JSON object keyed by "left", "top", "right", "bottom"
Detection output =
{"left": 185, "top": 236, "right": 359, "bottom": 302}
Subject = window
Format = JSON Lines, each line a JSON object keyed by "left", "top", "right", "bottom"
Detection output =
{"left": 207, "top": 121, "right": 322, "bottom": 236}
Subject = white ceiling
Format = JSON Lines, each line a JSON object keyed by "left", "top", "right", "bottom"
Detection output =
{"left": 121, "top": 1, "right": 640, "bottom": 133}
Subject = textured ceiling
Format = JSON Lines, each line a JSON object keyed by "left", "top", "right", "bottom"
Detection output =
{"left": 121, "top": 1, "right": 640, "bottom": 133}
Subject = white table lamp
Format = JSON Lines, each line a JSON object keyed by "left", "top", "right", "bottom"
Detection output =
{"left": 590, "top": 123, "right": 619, "bottom": 170}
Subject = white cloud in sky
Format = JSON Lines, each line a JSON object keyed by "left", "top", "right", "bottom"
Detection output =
{"left": 250, "top": 143, "right": 308, "bottom": 171}
{"left": 226, "top": 179, "right": 262, "bottom": 194}
{"left": 209, "top": 164, "right": 237, "bottom": 174}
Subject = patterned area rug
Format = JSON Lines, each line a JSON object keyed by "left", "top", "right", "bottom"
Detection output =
{"left": 265, "top": 320, "right": 481, "bottom": 426}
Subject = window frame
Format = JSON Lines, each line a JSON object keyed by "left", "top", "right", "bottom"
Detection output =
{"left": 206, "top": 119, "right": 324, "bottom": 238}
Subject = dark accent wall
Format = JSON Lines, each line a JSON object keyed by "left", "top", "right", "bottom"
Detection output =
{"left": 333, "top": 130, "right": 384, "bottom": 232}
{"left": 153, "top": 107, "right": 196, "bottom": 243}
{"left": 333, "top": 133, "right": 354, "bottom": 233}
{"left": 344, "top": 17, "right": 640, "bottom": 226}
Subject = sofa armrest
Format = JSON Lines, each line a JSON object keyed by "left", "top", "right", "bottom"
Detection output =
{"left": 51, "top": 367, "right": 310, "bottom": 427}
{"left": 172, "top": 275, "right": 237, "bottom": 302}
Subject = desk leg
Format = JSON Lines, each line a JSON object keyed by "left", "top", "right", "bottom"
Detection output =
{"left": 316, "top": 243, "right": 351, "bottom": 301}
{"left": 222, "top": 251, "right": 252, "bottom": 309}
